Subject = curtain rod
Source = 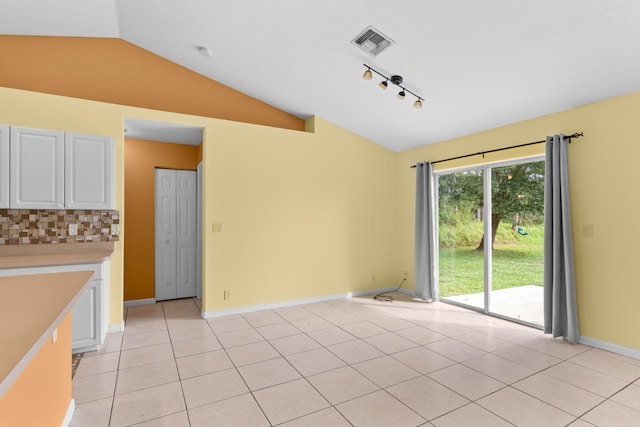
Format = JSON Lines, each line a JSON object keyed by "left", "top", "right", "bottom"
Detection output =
{"left": 410, "top": 132, "right": 584, "bottom": 168}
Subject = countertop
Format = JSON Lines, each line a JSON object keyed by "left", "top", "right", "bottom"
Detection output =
{"left": 0, "top": 271, "right": 94, "bottom": 398}
{"left": 0, "top": 242, "right": 114, "bottom": 269}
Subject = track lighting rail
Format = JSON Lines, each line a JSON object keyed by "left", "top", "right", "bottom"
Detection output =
{"left": 363, "top": 64, "right": 424, "bottom": 108}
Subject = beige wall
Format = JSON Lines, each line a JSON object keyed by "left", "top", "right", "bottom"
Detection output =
{"left": 0, "top": 86, "right": 398, "bottom": 328}
{"left": 397, "top": 90, "right": 640, "bottom": 350}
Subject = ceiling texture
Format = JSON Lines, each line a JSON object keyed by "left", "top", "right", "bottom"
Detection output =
{"left": 2, "top": 0, "right": 640, "bottom": 152}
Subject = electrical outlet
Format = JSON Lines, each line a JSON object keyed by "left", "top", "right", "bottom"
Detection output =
{"left": 583, "top": 225, "right": 594, "bottom": 238}
{"left": 403, "top": 271, "right": 409, "bottom": 279}
{"left": 224, "top": 290, "right": 230, "bottom": 300}
{"left": 212, "top": 223, "right": 224, "bottom": 233}
{"left": 111, "top": 224, "right": 120, "bottom": 235}
{"left": 371, "top": 274, "right": 376, "bottom": 282}
{"left": 68, "top": 223, "right": 78, "bottom": 236}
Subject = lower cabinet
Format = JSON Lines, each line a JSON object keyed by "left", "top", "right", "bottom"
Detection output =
{"left": 0, "top": 261, "right": 109, "bottom": 353}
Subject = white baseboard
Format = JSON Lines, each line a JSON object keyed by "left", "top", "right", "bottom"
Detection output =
{"left": 124, "top": 298, "right": 157, "bottom": 307}
{"left": 201, "top": 287, "right": 401, "bottom": 319}
{"left": 579, "top": 336, "right": 640, "bottom": 360}
{"left": 107, "top": 322, "right": 125, "bottom": 333}
{"left": 61, "top": 398, "right": 75, "bottom": 427}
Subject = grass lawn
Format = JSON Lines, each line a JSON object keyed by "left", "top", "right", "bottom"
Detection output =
{"left": 438, "top": 225, "right": 543, "bottom": 297}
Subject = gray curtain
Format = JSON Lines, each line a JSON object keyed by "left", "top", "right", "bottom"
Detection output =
{"left": 415, "top": 162, "right": 437, "bottom": 301}
{"left": 544, "top": 134, "right": 580, "bottom": 343}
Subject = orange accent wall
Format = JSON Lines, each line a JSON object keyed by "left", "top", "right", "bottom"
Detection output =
{"left": 0, "top": 313, "right": 72, "bottom": 427}
{"left": 0, "top": 36, "right": 304, "bottom": 132}
{"left": 124, "top": 138, "right": 200, "bottom": 301}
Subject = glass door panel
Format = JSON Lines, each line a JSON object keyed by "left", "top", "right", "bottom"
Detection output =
{"left": 489, "top": 161, "right": 545, "bottom": 325}
{"left": 437, "top": 168, "right": 485, "bottom": 311}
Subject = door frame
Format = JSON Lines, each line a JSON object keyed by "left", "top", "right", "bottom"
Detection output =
{"left": 434, "top": 154, "right": 545, "bottom": 328}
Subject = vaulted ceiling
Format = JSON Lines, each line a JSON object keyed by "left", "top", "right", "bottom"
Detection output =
{"left": 2, "top": 0, "right": 639, "bottom": 151}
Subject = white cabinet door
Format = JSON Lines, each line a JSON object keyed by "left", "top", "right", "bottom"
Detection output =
{"left": 10, "top": 127, "right": 65, "bottom": 209}
{"left": 65, "top": 132, "right": 114, "bottom": 209}
{"left": 0, "top": 125, "right": 8, "bottom": 208}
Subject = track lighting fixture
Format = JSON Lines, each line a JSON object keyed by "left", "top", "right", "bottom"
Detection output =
{"left": 361, "top": 64, "right": 424, "bottom": 109}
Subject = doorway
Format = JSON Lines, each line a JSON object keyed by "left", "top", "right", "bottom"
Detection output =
{"left": 154, "top": 168, "right": 198, "bottom": 301}
{"left": 436, "top": 157, "right": 545, "bottom": 327}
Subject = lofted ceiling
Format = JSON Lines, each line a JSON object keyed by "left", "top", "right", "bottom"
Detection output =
{"left": 2, "top": 0, "right": 640, "bottom": 152}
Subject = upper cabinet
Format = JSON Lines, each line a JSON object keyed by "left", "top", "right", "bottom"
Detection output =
{"left": 0, "top": 125, "right": 8, "bottom": 209}
{"left": 4, "top": 126, "right": 115, "bottom": 210}
{"left": 10, "top": 127, "right": 65, "bottom": 209}
{"left": 65, "top": 132, "right": 114, "bottom": 210}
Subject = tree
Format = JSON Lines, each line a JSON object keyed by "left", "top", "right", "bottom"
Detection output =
{"left": 437, "top": 161, "right": 545, "bottom": 250}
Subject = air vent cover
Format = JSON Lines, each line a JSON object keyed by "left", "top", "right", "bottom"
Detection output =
{"left": 351, "top": 26, "right": 395, "bottom": 56}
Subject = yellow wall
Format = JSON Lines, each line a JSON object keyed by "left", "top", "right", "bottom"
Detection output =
{"left": 124, "top": 138, "right": 200, "bottom": 301}
{"left": 0, "top": 86, "right": 398, "bottom": 328}
{"left": 0, "top": 36, "right": 304, "bottom": 132}
{"left": 397, "top": 90, "right": 640, "bottom": 350}
{"left": 0, "top": 313, "right": 72, "bottom": 427}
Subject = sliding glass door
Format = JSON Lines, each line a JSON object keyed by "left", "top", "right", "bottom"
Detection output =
{"left": 437, "top": 157, "right": 545, "bottom": 327}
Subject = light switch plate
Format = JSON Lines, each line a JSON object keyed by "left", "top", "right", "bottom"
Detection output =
{"left": 68, "top": 223, "right": 78, "bottom": 236}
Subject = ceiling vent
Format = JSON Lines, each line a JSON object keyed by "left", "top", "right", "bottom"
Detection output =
{"left": 351, "top": 26, "right": 394, "bottom": 56}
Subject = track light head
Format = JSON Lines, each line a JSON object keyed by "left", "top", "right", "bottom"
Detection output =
{"left": 397, "top": 90, "right": 406, "bottom": 100}
{"left": 363, "top": 68, "right": 373, "bottom": 80}
{"left": 379, "top": 80, "right": 388, "bottom": 90}
{"left": 413, "top": 98, "right": 423, "bottom": 109}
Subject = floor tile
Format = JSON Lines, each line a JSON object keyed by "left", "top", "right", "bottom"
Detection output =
{"left": 171, "top": 335, "right": 221, "bottom": 358}
{"left": 255, "top": 322, "right": 301, "bottom": 340}
{"left": 430, "top": 403, "right": 512, "bottom": 427}
{"left": 477, "top": 387, "right": 575, "bottom": 427}
{"left": 463, "top": 353, "right": 535, "bottom": 384}
{"left": 279, "top": 407, "right": 352, "bottom": 427}
{"left": 492, "top": 343, "right": 562, "bottom": 371}
{"left": 73, "top": 351, "right": 120, "bottom": 378}
{"left": 286, "top": 347, "right": 346, "bottom": 376}
{"left": 370, "top": 315, "right": 415, "bottom": 331}
{"left": 116, "top": 358, "right": 179, "bottom": 395}
{"left": 518, "top": 335, "right": 590, "bottom": 360}
{"left": 428, "top": 364, "right": 504, "bottom": 400}
{"left": 395, "top": 326, "right": 447, "bottom": 345}
{"left": 207, "top": 317, "right": 252, "bottom": 334}
{"left": 188, "top": 393, "right": 270, "bottom": 427}
{"left": 131, "top": 411, "right": 190, "bottom": 426}
{"left": 119, "top": 343, "right": 174, "bottom": 370}
{"left": 110, "top": 382, "right": 185, "bottom": 427}
{"left": 307, "top": 326, "right": 357, "bottom": 346}
{"left": 392, "top": 346, "right": 456, "bottom": 374}
{"left": 414, "top": 319, "right": 472, "bottom": 337}
{"left": 513, "top": 373, "right": 605, "bottom": 416}
{"left": 569, "top": 349, "right": 640, "bottom": 382}
{"left": 363, "top": 332, "right": 418, "bottom": 354}
{"left": 340, "top": 321, "right": 388, "bottom": 338}
{"left": 175, "top": 349, "right": 233, "bottom": 379}
{"left": 122, "top": 329, "right": 170, "bottom": 351}
{"left": 353, "top": 355, "right": 421, "bottom": 388}
{"left": 582, "top": 400, "right": 640, "bottom": 427}
{"left": 69, "top": 397, "right": 112, "bottom": 427}
{"left": 424, "top": 338, "right": 486, "bottom": 362}
{"left": 336, "top": 390, "right": 425, "bottom": 427}
{"left": 387, "top": 376, "right": 469, "bottom": 421}
{"left": 253, "top": 379, "right": 330, "bottom": 425}
{"left": 243, "top": 311, "right": 286, "bottom": 328}
{"left": 276, "top": 307, "right": 317, "bottom": 322}
{"left": 72, "top": 371, "right": 117, "bottom": 404}
{"left": 168, "top": 323, "right": 214, "bottom": 342}
{"left": 610, "top": 383, "right": 640, "bottom": 412}
{"left": 324, "top": 312, "right": 362, "bottom": 326}
{"left": 181, "top": 368, "right": 249, "bottom": 409}
{"left": 307, "top": 366, "right": 379, "bottom": 404}
{"left": 566, "top": 419, "right": 597, "bottom": 427}
{"left": 82, "top": 332, "right": 123, "bottom": 357}
{"left": 226, "top": 340, "right": 280, "bottom": 366}
{"left": 327, "top": 339, "right": 384, "bottom": 364}
{"left": 454, "top": 331, "right": 511, "bottom": 352}
{"left": 216, "top": 328, "right": 264, "bottom": 348}
{"left": 237, "top": 357, "right": 301, "bottom": 390}
{"left": 290, "top": 316, "right": 333, "bottom": 332}
{"left": 269, "top": 333, "right": 321, "bottom": 355}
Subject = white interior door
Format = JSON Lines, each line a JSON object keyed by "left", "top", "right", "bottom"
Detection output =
{"left": 155, "top": 168, "right": 197, "bottom": 301}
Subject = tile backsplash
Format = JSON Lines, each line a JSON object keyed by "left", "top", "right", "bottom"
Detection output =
{"left": 0, "top": 209, "right": 120, "bottom": 245}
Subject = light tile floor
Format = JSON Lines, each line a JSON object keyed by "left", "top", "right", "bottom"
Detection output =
{"left": 71, "top": 293, "right": 640, "bottom": 426}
